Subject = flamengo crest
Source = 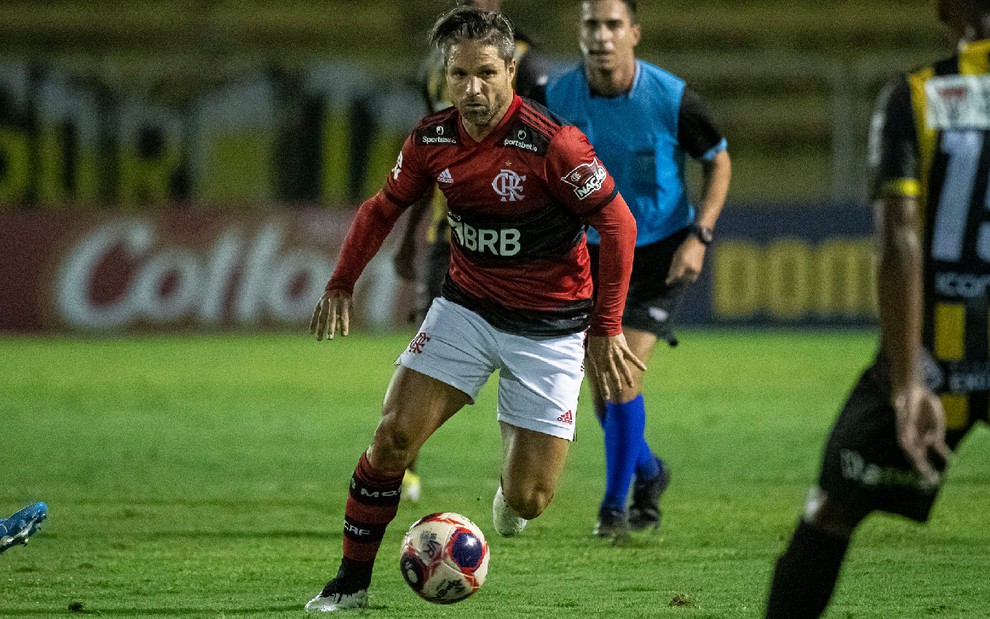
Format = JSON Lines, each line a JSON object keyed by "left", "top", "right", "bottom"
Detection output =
{"left": 492, "top": 169, "right": 526, "bottom": 202}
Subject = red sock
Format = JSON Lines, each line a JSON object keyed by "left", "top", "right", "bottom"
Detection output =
{"left": 340, "top": 452, "right": 404, "bottom": 583}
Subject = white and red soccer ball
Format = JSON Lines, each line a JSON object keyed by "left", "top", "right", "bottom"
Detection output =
{"left": 400, "top": 512, "right": 490, "bottom": 604}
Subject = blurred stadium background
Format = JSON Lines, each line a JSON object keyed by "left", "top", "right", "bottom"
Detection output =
{"left": 0, "top": 0, "right": 952, "bottom": 334}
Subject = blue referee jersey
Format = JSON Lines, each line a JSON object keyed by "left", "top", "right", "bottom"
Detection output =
{"left": 547, "top": 60, "right": 727, "bottom": 246}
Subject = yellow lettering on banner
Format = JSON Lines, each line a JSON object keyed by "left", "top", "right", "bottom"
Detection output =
{"left": 119, "top": 129, "right": 183, "bottom": 207}
{"left": 766, "top": 239, "right": 811, "bottom": 319}
{"left": 0, "top": 127, "right": 30, "bottom": 206}
{"left": 712, "top": 238, "right": 878, "bottom": 321}
{"left": 818, "top": 239, "right": 876, "bottom": 315}
{"left": 199, "top": 133, "right": 272, "bottom": 204}
{"left": 713, "top": 241, "right": 762, "bottom": 317}
{"left": 940, "top": 394, "right": 969, "bottom": 431}
{"left": 322, "top": 108, "right": 349, "bottom": 205}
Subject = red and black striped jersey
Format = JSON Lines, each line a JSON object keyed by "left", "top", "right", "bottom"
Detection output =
{"left": 385, "top": 94, "right": 620, "bottom": 335}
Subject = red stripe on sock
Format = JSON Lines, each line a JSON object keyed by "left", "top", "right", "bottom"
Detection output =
{"left": 342, "top": 452, "right": 402, "bottom": 566}
{"left": 344, "top": 540, "right": 383, "bottom": 563}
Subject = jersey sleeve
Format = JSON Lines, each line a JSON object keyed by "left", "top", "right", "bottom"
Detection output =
{"left": 382, "top": 133, "right": 433, "bottom": 208}
{"left": 678, "top": 87, "right": 727, "bottom": 162}
{"left": 869, "top": 76, "right": 919, "bottom": 200}
{"left": 545, "top": 125, "right": 619, "bottom": 217}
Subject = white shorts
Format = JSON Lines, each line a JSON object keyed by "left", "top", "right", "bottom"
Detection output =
{"left": 396, "top": 297, "right": 585, "bottom": 441}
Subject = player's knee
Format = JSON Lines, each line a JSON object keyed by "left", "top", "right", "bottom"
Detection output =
{"left": 371, "top": 417, "right": 418, "bottom": 468}
{"left": 504, "top": 483, "right": 553, "bottom": 520}
{"left": 802, "top": 486, "right": 866, "bottom": 538}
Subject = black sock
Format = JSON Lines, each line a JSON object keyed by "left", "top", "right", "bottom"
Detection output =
{"left": 765, "top": 519, "right": 851, "bottom": 619}
{"left": 337, "top": 557, "right": 374, "bottom": 589}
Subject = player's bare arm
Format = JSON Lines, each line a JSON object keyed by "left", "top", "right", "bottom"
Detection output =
{"left": 667, "top": 149, "right": 731, "bottom": 286}
{"left": 875, "top": 194, "right": 951, "bottom": 485}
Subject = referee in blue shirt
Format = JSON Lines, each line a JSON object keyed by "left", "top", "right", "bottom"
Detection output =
{"left": 547, "top": 0, "right": 731, "bottom": 537}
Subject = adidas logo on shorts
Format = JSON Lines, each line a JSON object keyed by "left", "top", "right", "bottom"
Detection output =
{"left": 557, "top": 410, "right": 574, "bottom": 424}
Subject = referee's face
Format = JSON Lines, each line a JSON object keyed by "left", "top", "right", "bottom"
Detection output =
{"left": 579, "top": 0, "right": 640, "bottom": 73}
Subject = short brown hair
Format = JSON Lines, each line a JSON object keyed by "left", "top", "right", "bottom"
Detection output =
{"left": 428, "top": 6, "right": 515, "bottom": 65}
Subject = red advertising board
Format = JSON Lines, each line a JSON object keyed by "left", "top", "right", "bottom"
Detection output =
{"left": 0, "top": 209, "right": 409, "bottom": 333}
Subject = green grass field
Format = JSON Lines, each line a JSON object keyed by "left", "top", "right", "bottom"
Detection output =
{"left": 1, "top": 330, "right": 988, "bottom": 618}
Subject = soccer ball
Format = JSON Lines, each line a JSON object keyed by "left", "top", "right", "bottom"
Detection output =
{"left": 399, "top": 512, "right": 490, "bottom": 604}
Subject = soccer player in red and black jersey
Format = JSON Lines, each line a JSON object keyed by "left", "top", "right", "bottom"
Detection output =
{"left": 305, "top": 7, "right": 641, "bottom": 612}
{"left": 391, "top": 0, "right": 551, "bottom": 504}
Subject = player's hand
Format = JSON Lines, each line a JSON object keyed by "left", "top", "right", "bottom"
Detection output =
{"left": 310, "top": 289, "right": 354, "bottom": 341}
{"left": 586, "top": 333, "right": 647, "bottom": 401}
{"left": 892, "top": 382, "right": 951, "bottom": 488}
{"left": 666, "top": 236, "right": 706, "bottom": 287}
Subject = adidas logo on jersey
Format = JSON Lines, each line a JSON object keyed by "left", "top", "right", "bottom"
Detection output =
{"left": 557, "top": 410, "right": 574, "bottom": 424}
{"left": 437, "top": 168, "right": 454, "bottom": 184}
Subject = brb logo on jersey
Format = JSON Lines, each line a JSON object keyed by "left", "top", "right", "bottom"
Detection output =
{"left": 492, "top": 169, "right": 526, "bottom": 202}
{"left": 447, "top": 212, "right": 521, "bottom": 257}
{"left": 561, "top": 158, "right": 607, "bottom": 200}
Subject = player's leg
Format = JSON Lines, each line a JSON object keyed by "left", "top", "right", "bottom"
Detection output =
{"left": 306, "top": 367, "right": 470, "bottom": 612}
{"left": 765, "top": 487, "right": 868, "bottom": 619}
{"left": 494, "top": 423, "right": 570, "bottom": 536}
{"left": 0, "top": 502, "right": 48, "bottom": 555}
{"left": 491, "top": 326, "right": 585, "bottom": 536}
{"left": 618, "top": 327, "right": 673, "bottom": 532}
{"left": 307, "top": 298, "right": 494, "bottom": 612}
{"left": 766, "top": 363, "right": 961, "bottom": 619}
{"left": 587, "top": 326, "right": 657, "bottom": 536}
{"left": 622, "top": 234, "right": 686, "bottom": 530}
{"left": 766, "top": 367, "right": 885, "bottom": 619}
{"left": 403, "top": 237, "right": 452, "bottom": 503}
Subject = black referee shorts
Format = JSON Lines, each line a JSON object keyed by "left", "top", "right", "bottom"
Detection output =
{"left": 587, "top": 227, "right": 691, "bottom": 347}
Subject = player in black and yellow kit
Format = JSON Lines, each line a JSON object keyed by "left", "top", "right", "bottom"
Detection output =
{"left": 393, "top": 0, "right": 549, "bottom": 502}
{"left": 765, "top": 2, "right": 990, "bottom": 617}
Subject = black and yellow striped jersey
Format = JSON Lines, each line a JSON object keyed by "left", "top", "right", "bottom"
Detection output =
{"left": 871, "top": 39, "right": 990, "bottom": 428}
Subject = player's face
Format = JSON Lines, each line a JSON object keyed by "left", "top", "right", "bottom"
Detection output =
{"left": 446, "top": 39, "right": 517, "bottom": 130}
{"left": 579, "top": 0, "right": 640, "bottom": 73}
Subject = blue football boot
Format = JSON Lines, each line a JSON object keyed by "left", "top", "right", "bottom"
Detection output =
{"left": 0, "top": 502, "right": 48, "bottom": 554}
